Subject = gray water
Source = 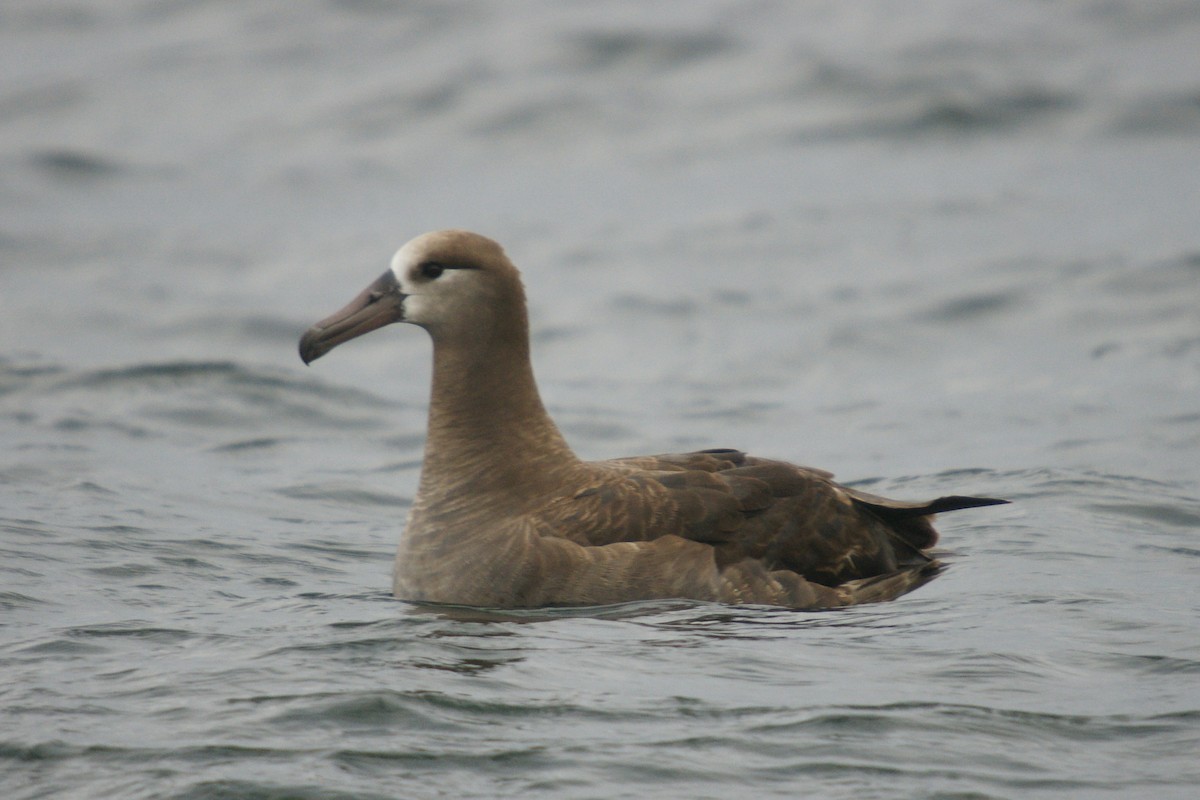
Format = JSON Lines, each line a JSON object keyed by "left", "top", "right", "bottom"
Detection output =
{"left": 3, "top": 2, "right": 1200, "bottom": 798}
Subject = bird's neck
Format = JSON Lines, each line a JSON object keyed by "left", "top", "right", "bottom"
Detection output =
{"left": 416, "top": 322, "right": 579, "bottom": 507}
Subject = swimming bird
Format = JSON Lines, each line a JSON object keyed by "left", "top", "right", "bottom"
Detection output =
{"left": 299, "top": 230, "right": 1006, "bottom": 609}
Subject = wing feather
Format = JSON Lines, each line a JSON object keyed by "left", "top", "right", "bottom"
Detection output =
{"left": 530, "top": 449, "right": 1006, "bottom": 601}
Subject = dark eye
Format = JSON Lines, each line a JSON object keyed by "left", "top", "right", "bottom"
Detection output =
{"left": 418, "top": 262, "right": 445, "bottom": 280}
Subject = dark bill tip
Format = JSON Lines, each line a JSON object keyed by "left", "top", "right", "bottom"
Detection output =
{"left": 298, "top": 270, "right": 405, "bottom": 364}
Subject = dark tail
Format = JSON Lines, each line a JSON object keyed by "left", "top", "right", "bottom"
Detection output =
{"left": 846, "top": 491, "right": 1009, "bottom": 553}
{"left": 846, "top": 489, "right": 1009, "bottom": 519}
{"left": 875, "top": 495, "right": 1010, "bottom": 519}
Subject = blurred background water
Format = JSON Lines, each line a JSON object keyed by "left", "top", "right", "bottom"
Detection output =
{"left": 2, "top": 2, "right": 1199, "bottom": 798}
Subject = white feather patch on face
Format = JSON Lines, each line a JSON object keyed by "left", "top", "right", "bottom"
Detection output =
{"left": 388, "top": 243, "right": 473, "bottom": 327}
{"left": 389, "top": 244, "right": 419, "bottom": 294}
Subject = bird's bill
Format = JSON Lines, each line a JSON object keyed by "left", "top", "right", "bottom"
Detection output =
{"left": 299, "top": 270, "right": 405, "bottom": 364}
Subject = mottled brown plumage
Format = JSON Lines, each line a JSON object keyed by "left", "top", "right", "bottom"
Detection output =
{"left": 299, "top": 230, "right": 1006, "bottom": 609}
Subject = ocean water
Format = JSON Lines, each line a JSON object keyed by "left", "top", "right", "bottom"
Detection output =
{"left": 3, "top": 2, "right": 1200, "bottom": 798}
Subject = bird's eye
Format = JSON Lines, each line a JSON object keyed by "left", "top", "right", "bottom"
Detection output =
{"left": 418, "top": 262, "right": 445, "bottom": 280}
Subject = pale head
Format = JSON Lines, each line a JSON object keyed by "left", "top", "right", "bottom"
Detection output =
{"left": 299, "top": 229, "right": 526, "bottom": 364}
{"left": 388, "top": 230, "right": 521, "bottom": 333}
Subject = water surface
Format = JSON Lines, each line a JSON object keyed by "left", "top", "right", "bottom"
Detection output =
{"left": 3, "top": 2, "right": 1199, "bottom": 798}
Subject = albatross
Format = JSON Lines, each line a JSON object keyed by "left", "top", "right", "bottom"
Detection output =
{"left": 299, "top": 230, "right": 1006, "bottom": 609}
